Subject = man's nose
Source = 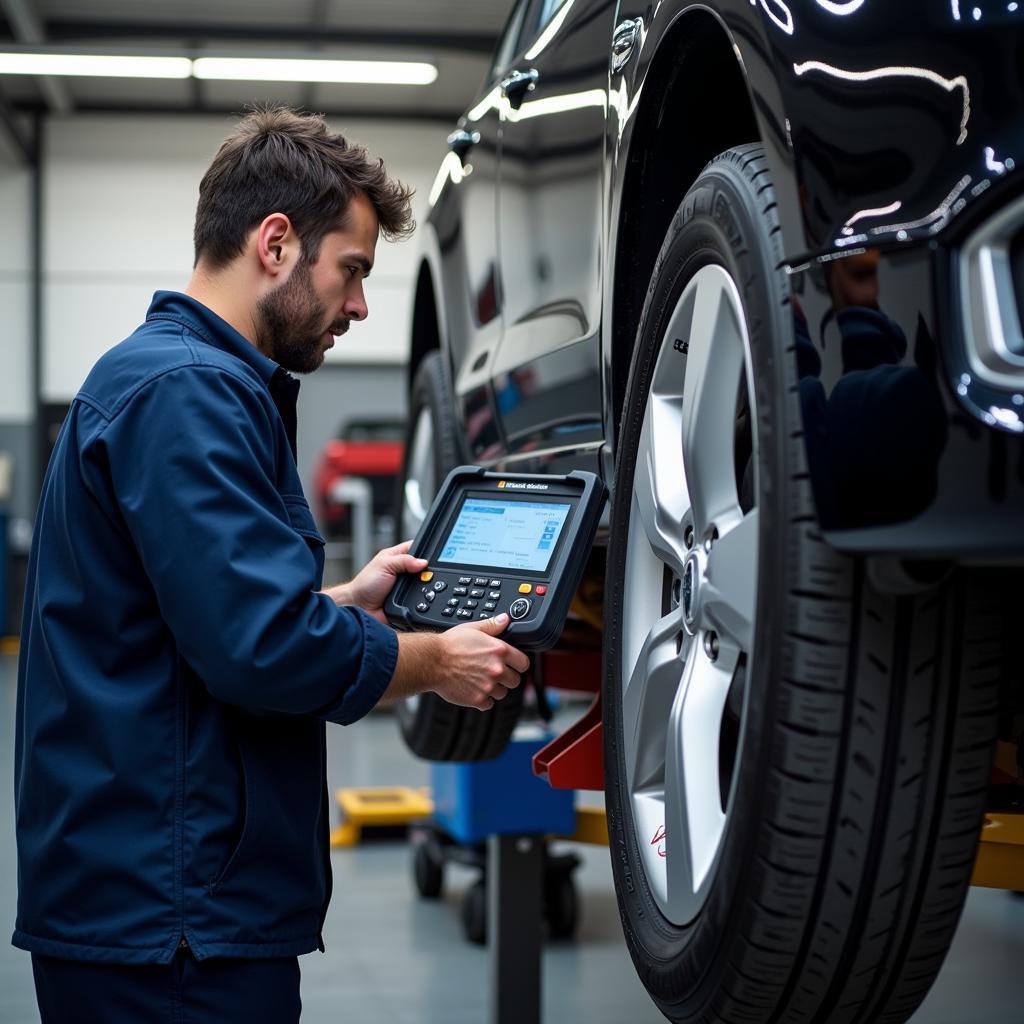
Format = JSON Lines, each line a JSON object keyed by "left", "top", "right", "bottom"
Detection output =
{"left": 344, "top": 288, "right": 368, "bottom": 322}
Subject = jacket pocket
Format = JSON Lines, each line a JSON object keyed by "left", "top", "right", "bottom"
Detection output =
{"left": 282, "top": 494, "right": 326, "bottom": 588}
{"left": 208, "top": 737, "right": 252, "bottom": 894}
{"left": 203, "top": 715, "right": 326, "bottom": 919}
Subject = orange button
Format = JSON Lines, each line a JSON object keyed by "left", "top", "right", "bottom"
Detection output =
{"left": 535, "top": 585, "right": 547, "bottom": 596}
{"left": 518, "top": 583, "right": 532, "bottom": 594}
{"left": 420, "top": 571, "right": 434, "bottom": 582}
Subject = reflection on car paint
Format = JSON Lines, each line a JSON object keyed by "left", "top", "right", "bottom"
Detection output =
{"left": 793, "top": 249, "right": 947, "bottom": 529}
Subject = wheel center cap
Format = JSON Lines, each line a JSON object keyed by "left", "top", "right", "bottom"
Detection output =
{"left": 682, "top": 552, "right": 701, "bottom": 630}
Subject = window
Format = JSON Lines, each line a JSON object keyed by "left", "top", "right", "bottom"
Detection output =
{"left": 536, "top": 0, "right": 570, "bottom": 30}
{"left": 491, "top": 0, "right": 533, "bottom": 79}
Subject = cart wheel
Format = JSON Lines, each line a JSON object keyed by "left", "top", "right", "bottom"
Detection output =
{"left": 413, "top": 842, "right": 443, "bottom": 899}
{"left": 461, "top": 879, "right": 487, "bottom": 945}
{"left": 544, "top": 872, "right": 579, "bottom": 939}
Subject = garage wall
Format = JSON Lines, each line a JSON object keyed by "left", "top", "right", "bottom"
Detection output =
{"left": 41, "top": 114, "right": 445, "bottom": 395}
{"left": 39, "top": 112, "right": 446, "bottom": 500}
{"left": 0, "top": 153, "right": 34, "bottom": 523}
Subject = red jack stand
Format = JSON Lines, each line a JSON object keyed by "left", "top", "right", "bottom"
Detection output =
{"left": 531, "top": 651, "right": 604, "bottom": 791}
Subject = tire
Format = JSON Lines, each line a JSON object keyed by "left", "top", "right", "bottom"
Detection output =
{"left": 544, "top": 872, "right": 579, "bottom": 940}
{"left": 461, "top": 879, "right": 487, "bottom": 946}
{"left": 413, "top": 842, "right": 443, "bottom": 899}
{"left": 604, "top": 144, "right": 1005, "bottom": 1024}
{"left": 394, "top": 351, "right": 524, "bottom": 761}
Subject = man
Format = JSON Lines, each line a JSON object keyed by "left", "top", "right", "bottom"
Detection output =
{"left": 13, "top": 106, "right": 529, "bottom": 1023}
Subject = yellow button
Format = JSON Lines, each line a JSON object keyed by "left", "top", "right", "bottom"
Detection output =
{"left": 420, "top": 571, "right": 434, "bottom": 582}
{"left": 518, "top": 583, "right": 532, "bottom": 594}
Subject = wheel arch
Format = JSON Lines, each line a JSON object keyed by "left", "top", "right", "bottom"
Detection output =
{"left": 609, "top": 8, "right": 764, "bottom": 445}
{"left": 408, "top": 258, "right": 442, "bottom": 397}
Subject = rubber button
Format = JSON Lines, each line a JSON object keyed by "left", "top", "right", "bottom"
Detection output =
{"left": 518, "top": 583, "right": 532, "bottom": 594}
{"left": 535, "top": 585, "right": 547, "bottom": 596}
{"left": 420, "top": 571, "right": 434, "bottom": 582}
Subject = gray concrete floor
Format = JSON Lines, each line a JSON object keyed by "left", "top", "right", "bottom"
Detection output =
{"left": 1, "top": 652, "right": 1022, "bottom": 1023}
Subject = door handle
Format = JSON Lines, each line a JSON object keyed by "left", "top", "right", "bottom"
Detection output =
{"left": 611, "top": 18, "right": 643, "bottom": 74}
{"left": 500, "top": 68, "right": 539, "bottom": 110}
{"left": 447, "top": 128, "right": 480, "bottom": 162}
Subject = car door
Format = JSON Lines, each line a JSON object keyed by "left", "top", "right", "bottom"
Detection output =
{"left": 438, "top": 0, "right": 535, "bottom": 461}
{"left": 492, "top": 0, "right": 615, "bottom": 472}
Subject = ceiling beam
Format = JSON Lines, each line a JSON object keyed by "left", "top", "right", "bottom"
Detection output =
{"left": 0, "top": 85, "right": 33, "bottom": 162}
{"left": 0, "top": 0, "right": 71, "bottom": 113}
{"left": 35, "top": 20, "right": 499, "bottom": 55}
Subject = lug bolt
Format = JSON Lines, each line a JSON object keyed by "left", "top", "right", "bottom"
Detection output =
{"left": 684, "top": 525, "right": 694, "bottom": 550}
{"left": 704, "top": 631, "right": 720, "bottom": 662}
{"left": 704, "top": 527, "right": 718, "bottom": 553}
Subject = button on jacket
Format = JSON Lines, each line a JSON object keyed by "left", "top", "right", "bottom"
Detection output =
{"left": 13, "top": 291, "right": 399, "bottom": 964}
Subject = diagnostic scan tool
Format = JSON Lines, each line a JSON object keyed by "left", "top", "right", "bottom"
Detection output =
{"left": 385, "top": 467, "right": 606, "bottom": 651}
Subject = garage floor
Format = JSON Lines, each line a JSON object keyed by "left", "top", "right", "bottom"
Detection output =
{"left": 1, "top": 653, "right": 1021, "bottom": 1023}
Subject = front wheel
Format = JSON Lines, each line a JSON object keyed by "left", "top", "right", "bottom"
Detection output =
{"left": 604, "top": 145, "right": 1003, "bottom": 1023}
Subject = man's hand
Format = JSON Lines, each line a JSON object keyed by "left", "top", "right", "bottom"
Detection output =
{"left": 322, "top": 540, "right": 425, "bottom": 623}
{"left": 386, "top": 614, "right": 530, "bottom": 711}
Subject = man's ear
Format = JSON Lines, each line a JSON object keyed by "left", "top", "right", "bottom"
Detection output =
{"left": 255, "top": 213, "right": 299, "bottom": 278}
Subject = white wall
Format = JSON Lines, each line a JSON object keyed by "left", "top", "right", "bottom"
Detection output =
{"left": 0, "top": 158, "right": 32, "bottom": 424}
{"left": 41, "top": 114, "right": 446, "bottom": 402}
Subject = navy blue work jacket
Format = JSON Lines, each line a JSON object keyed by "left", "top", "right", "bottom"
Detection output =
{"left": 13, "top": 291, "right": 399, "bottom": 964}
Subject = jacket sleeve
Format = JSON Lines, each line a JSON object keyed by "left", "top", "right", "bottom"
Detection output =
{"left": 97, "top": 364, "right": 398, "bottom": 723}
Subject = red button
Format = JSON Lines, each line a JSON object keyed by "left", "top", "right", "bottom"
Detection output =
{"left": 535, "top": 585, "right": 547, "bottom": 595}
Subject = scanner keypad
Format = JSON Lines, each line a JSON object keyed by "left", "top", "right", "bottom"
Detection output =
{"left": 405, "top": 570, "right": 547, "bottom": 625}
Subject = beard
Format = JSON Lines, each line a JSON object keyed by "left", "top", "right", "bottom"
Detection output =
{"left": 254, "top": 258, "right": 348, "bottom": 374}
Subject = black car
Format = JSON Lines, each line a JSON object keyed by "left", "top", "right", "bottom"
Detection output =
{"left": 397, "top": 2, "right": 1024, "bottom": 1021}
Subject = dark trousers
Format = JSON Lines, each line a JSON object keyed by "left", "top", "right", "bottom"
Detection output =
{"left": 31, "top": 950, "right": 301, "bottom": 1024}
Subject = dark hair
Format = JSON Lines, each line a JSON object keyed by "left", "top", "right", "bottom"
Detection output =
{"left": 193, "top": 105, "right": 415, "bottom": 269}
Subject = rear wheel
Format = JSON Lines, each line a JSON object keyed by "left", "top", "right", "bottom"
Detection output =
{"left": 604, "top": 145, "right": 1004, "bottom": 1023}
{"left": 462, "top": 879, "right": 487, "bottom": 945}
{"left": 395, "top": 351, "right": 524, "bottom": 761}
{"left": 413, "top": 841, "right": 444, "bottom": 899}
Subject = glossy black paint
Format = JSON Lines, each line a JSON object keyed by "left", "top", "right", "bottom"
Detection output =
{"left": 415, "top": 0, "right": 1024, "bottom": 557}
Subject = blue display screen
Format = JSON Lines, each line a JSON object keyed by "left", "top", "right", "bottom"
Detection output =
{"left": 438, "top": 498, "right": 571, "bottom": 572}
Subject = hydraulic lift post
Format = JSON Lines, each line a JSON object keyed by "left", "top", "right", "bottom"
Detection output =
{"left": 488, "top": 833, "right": 544, "bottom": 1024}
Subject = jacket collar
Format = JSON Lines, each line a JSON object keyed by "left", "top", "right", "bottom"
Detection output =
{"left": 145, "top": 290, "right": 283, "bottom": 386}
{"left": 146, "top": 290, "right": 301, "bottom": 456}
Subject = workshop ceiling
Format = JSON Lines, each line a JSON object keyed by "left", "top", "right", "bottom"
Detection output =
{"left": 0, "top": 0, "right": 513, "bottom": 121}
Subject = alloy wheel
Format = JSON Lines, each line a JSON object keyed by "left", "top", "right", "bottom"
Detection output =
{"left": 620, "top": 263, "right": 759, "bottom": 926}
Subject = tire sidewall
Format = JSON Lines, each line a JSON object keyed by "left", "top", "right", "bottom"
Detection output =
{"left": 604, "top": 149, "right": 795, "bottom": 1011}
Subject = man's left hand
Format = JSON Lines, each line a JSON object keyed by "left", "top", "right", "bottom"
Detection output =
{"left": 322, "top": 541, "right": 426, "bottom": 623}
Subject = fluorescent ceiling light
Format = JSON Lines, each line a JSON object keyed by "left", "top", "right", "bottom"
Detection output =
{"left": 0, "top": 52, "right": 191, "bottom": 78}
{"left": 0, "top": 52, "right": 438, "bottom": 86}
{"left": 193, "top": 57, "right": 438, "bottom": 85}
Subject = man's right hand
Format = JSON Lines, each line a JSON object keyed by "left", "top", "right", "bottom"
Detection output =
{"left": 386, "top": 613, "right": 530, "bottom": 711}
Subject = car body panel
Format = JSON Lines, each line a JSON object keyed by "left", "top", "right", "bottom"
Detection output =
{"left": 416, "top": 0, "right": 1024, "bottom": 557}
{"left": 493, "top": 0, "right": 615, "bottom": 464}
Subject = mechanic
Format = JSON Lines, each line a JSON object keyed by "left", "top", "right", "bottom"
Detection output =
{"left": 12, "top": 106, "right": 529, "bottom": 1024}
